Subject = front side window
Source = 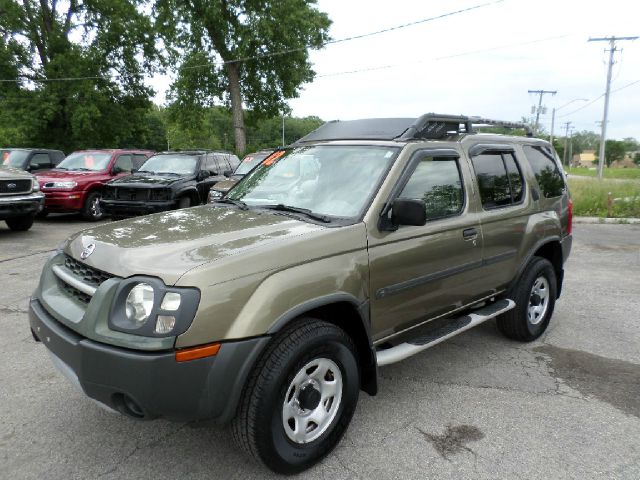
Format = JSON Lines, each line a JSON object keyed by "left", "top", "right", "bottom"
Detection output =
{"left": 138, "top": 155, "right": 199, "bottom": 175}
{"left": 56, "top": 152, "right": 112, "bottom": 171}
{"left": 471, "top": 151, "right": 524, "bottom": 209}
{"left": 114, "top": 155, "right": 133, "bottom": 172}
{"left": 398, "top": 157, "right": 464, "bottom": 220}
{"left": 30, "top": 153, "right": 51, "bottom": 167}
{"left": 523, "top": 145, "right": 565, "bottom": 198}
{"left": 228, "top": 145, "right": 398, "bottom": 218}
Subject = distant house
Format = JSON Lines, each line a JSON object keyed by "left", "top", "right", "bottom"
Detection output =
{"left": 573, "top": 150, "right": 596, "bottom": 167}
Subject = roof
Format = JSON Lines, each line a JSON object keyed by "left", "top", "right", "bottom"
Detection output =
{"left": 154, "top": 150, "right": 234, "bottom": 156}
{"left": 293, "top": 114, "right": 532, "bottom": 145}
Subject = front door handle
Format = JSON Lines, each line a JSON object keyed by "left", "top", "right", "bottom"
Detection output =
{"left": 462, "top": 228, "right": 478, "bottom": 240}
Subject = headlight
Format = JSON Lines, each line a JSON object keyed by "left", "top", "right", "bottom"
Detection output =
{"left": 49, "top": 181, "right": 77, "bottom": 189}
{"left": 125, "top": 283, "right": 155, "bottom": 323}
{"left": 32, "top": 179, "right": 40, "bottom": 192}
{"left": 209, "top": 190, "right": 223, "bottom": 203}
{"left": 109, "top": 277, "right": 200, "bottom": 337}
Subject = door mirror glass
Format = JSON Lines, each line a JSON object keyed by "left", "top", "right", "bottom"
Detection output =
{"left": 223, "top": 169, "right": 233, "bottom": 177}
{"left": 198, "top": 170, "right": 211, "bottom": 180}
{"left": 391, "top": 198, "right": 427, "bottom": 227}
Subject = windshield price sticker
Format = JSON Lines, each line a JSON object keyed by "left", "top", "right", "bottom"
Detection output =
{"left": 262, "top": 150, "right": 286, "bottom": 166}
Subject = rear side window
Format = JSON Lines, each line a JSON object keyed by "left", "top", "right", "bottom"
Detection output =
{"left": 523, "top": 145, "right": 565, "bottom": 198}
{"left": 132, "top": 154, "right": 148, "bottom": 170}
{"left": 471, "top": 152, "right": 524, "bottom": 209}
{"left": 398, "top": 157, "right": 464, "bottom": 220}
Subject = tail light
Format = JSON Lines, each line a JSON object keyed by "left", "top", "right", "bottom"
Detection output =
{"left": 567, "top": 199, "right": 573, "bottom": 235}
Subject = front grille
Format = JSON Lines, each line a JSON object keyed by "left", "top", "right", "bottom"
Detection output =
{"left": 0, "top": 179, "right": 32, "bottom": 195}
{"left": 64, "top": 255, "right": 114, "bottom": 287}
{"left": 116, "top": 188, "right": 149, "bottom": 201}
{"left": 58, "top": 279, "right": 92, "bottom": 304}
{"left": 150, "top": 188, "right": 170, "bottom": 201}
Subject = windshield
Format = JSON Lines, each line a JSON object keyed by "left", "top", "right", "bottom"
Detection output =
{"left": 234, "top": 152, "right": 272, "bottom": 175}
{"left": 227, "top": 145, "right": 399, "bottom": 218}
{"left": 57, "top": 152, "right": 112, "bottom": 171}
{"left": 3, "top": 150, "right": 28, "bottom": 167}
{"left": 138, "top": 155, "right": 198, "bottom": 175}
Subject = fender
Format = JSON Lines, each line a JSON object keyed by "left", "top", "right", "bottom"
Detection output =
{"left": 509, "top": 235, "right": 564, "bottom": 297}
{"left": 268, "top": 293, "right": 378, "bottom": 396}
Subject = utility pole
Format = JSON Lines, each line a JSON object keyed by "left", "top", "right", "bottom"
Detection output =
{"left": 568, "top": 127, "right": 575, "bottom": 168}
{"left": 550, "top": 98, "right": 588, "bottom": 146}
{"left": 528, "top": 89, "right": 557, "bottom": 135}
{"left": 588, "top": 36, "right": 638, "bottom": 179}
{"left": 562, "top": 121, "right": 572, "bottom": 167}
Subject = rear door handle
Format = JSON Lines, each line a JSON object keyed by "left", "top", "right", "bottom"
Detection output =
{"left": 462, "top": 228, "right": 478, "bottom": 240}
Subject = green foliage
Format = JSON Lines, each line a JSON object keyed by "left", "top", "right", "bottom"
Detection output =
{"left": 156, "top": 0, "right": 331, "bottom": 152}
{"left": 0, "top": 1, "right": 165, "bottom": 152}
{"left": 594, "top": 140, "right": 628, "bottom": 167}
{"left": 634, "top": 152, "right": 640, "bottom": 166}
{"left": 568, "top": 178, "right": 640, "bottom": 218}
{"left": 162, "top": 104, "right": 323, "bottom": 153}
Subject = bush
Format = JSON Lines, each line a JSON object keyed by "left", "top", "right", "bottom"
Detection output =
{"left": 568, "top": 178, "right": 640, "bottom": 218}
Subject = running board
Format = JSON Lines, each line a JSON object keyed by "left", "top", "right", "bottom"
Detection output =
{"left": 376, "top": 299, "right": 515, "bottom": 366}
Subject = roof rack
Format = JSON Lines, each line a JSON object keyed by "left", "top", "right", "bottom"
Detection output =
{"left": 293, "top": 113, "right": 532, "bottom": 144}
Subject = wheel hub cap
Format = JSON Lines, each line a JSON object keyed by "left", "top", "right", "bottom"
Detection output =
{"left": 282, "top": 357, "right": 343, "bottom": 444}
{"left": 528, "top": 276, "right": 550, "bottom": 325}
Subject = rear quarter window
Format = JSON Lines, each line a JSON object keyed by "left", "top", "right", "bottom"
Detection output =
{"left": 522, "top": 145, "right": 565, "bottom": 198}
{"left": 471, "top": 152, "right": 524, "bottom": 209}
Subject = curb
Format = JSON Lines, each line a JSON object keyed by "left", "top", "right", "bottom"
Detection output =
{"left": 574, "top": 216, "right": 640, "bottom": 225}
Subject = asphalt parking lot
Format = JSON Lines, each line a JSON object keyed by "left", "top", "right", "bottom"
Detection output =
{"left": 1, "top": 216, "right": 639, "bottom": 479}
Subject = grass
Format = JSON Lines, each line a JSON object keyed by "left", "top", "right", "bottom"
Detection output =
{"left": 566, "top": 166, "right": 640, "bottom": 180}
{"left": 568, "top": 178, "right": 640, "bottom": 218}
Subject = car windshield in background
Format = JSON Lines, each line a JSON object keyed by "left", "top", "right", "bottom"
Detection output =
{"left": 234, "top": 152, "right": 272, "bottom": 175}
{"left": 3, "top": 150, "right": 28, "bottom": 167}
{"left": 227, "top": 145, "right": 399, "bottom": 218}
{"left": 138, "top": 155, "right": 198, "bottom": 175}
{"left": 57, "top": 152, "right": 112, "bottom": 171}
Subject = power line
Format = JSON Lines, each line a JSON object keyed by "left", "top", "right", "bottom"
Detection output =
{"left": 556, "top": 78, "right": 640, "bottom": 119}
{"left": 0, "top": 0, "right": 504, "bottom": 83}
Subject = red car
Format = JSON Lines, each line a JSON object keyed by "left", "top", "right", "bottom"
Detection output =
{"left": 35, "top": 149, "right": 153, "bottom": 220}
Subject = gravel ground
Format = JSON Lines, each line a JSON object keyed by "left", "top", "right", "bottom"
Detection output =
{"left": 1, "top": 215, "right": 638, "bottom": 479}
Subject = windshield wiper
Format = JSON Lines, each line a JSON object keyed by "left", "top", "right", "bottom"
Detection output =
{"left": 73, "top": 167, "right": 93, "bottom": 171}
{"left": 155, "top": 171, "right": 181, "bottom": 176}
{"left": 215, "top": 198, "right": 249, "bottom": 210}
{"left": 261, "top": 204, "right": 331, "bottom": 223}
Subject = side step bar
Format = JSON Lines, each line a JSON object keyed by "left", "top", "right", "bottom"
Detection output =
{"left": 376, "top": 299, "right": 515, "bottom": 367}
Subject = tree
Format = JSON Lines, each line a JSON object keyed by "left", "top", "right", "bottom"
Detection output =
{"left": 634, "top": 152, "right": 640, "bottom": 166}
{"left": 595, "top": 139, "right": 627, "bottom": 167}
{"left": 0, "top": 1, "right": 162, "bottom": 152}
{"left": 156, "top": 0, "right": 331, "bottom": 154}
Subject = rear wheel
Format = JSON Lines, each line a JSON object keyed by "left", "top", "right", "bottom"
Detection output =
{"left": 497, "top": 256, "right": 557, "bottom": 341}
{"left": 82, "top": 191, "right": 103, "bottom": 221}
{"left": 5, "top": 215, "right": 35, "bottom": 231}
{"left": 232, "top": 319, "right": 359, "bottom": 474}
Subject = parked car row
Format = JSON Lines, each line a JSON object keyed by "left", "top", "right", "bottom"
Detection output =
{"left": 1, "top": 146, "right": 274, "bottom": 231}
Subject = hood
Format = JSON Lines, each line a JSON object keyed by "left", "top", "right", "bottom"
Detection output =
{"left": 108, "top": 173, "right": 189, "bottom": 187}
{"left": 36, "top": 169, "right": 110, "bottom": 188}
{"left": 66, "top": 205, "right": 326, "bottom": 285}
{"left": 0, "top": 165, "right": 34, "bottom": 179}
{"left": 212, "top": 178, "right": 238, "bottom": 193}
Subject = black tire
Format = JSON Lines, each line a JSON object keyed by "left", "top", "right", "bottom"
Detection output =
{"left": 497, "top": 256, "right": 557, "bottom": 341}
{"left": 36, "top": 209, "right": 48, "bottom": 219}
{"left": 232, "top": 319, "right": 360, "bottom": 474}
{"left": 81, "top": 191, "right": 103, "bottom": 221}
{"left": 5, "top": 215, "right": 35, "bottom": 231}
{"left": 177, "top": 196, "right": 191, "bottom": 209}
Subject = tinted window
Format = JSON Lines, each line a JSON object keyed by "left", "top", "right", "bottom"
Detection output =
{"left": 523, "top": 145, "right": 565, "bottom": 198}
{"left": 399, "top": 157, "right": 464, "bottom": 220}
{"left": 31, "top": 153, "right": 51, "bottom": 167}
{"left": 472, "top": 152, "right": 524, "bottom": 209}
{"left": 132, "top": 154, "right": 148, "bottom": 169}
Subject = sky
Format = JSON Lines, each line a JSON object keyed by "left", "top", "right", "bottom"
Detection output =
{"left": 150, "top": 0, "right": 640, "bottom": 140}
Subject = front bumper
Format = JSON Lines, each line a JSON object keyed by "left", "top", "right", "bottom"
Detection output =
{"left": 0, "top": 192, "right": 44, "bottom": 218}
{"left": 29, "top": 298, "right": 270, "bottom": 422}
{"left": 100, "top": 199, "right": 177, "bottom": 217}
{"left": 42, "top": 190, "right": 85, "bottom": 211}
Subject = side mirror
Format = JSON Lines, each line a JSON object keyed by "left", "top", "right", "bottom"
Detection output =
{"left": 391, "top": 198, "right": 427, "bottom": 227}
{"left": 112, "top": 166, "right": 123, "bottom": 175}
{"left": 198, "top": 170, "right": 211, "bottom": 180}
{"left": 28, "top": 164, "right": 40, "bottom": 171}
{"left": 223, "top": 170, "right": 233, "bottom": 177}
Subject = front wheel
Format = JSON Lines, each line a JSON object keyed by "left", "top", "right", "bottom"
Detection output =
{"left": 232, "top": 319, "right": 360, "bottom": 474}
{"left": 5, "top": 215, "right": 35, "bottom": 231}
{"left": 497, "top": 256, "right": 557, "bottom": 341}
{"left": 82, "top": 191, "right": 104, "bottom": 221}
